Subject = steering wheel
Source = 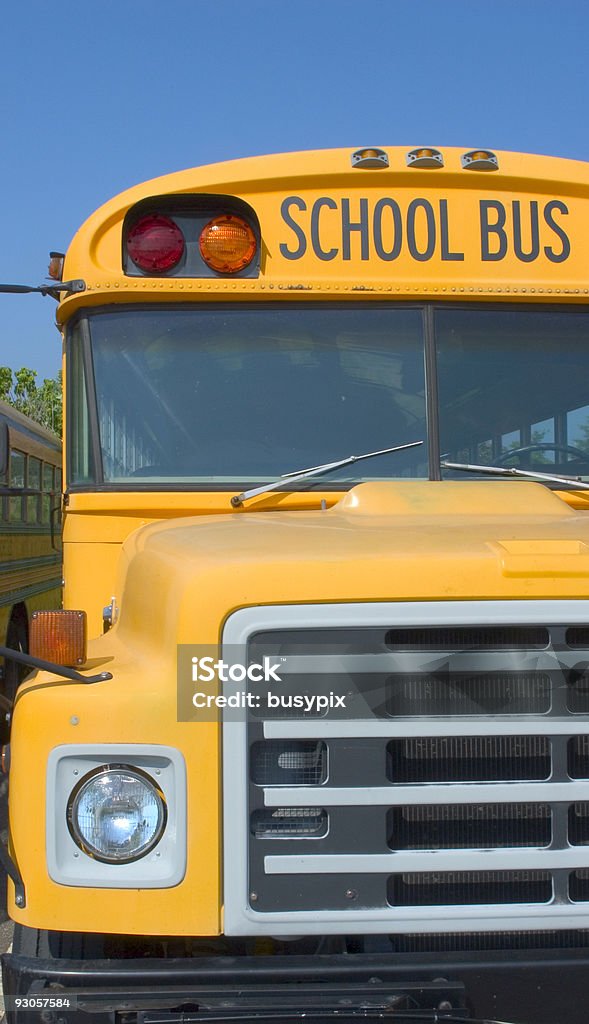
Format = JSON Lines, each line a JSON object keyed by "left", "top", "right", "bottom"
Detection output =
{"left": 494, "top": 442, "right": 588, "bottom": 468}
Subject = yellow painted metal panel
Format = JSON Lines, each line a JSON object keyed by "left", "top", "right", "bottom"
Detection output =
{"left": 9, "top": 643, "right": 221, "bottom": 936}
{"left": 12, "top": 482, "right": 589, "bottom": 934}
{"left": 57, "top": 147, "right": 589, "bottom": 321}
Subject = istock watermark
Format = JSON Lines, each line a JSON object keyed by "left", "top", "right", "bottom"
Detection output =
{"left": 177, "top": 642, "right": 577, "bottom": 723}
{"left": 177, "top": 644, "right": 357, "bottom": 723}
{"left": 191, "top": 655, "right": 283, "bottom": 683}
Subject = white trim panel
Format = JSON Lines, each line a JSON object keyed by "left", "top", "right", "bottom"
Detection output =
{"left": 222, "top": 599, "right": 589, "bottom": 935}
{"left": 262, "top": 781, "right": 589, "bottom": 806}
{"left": 265, "top": 848, "right": 589, "bottom": 875}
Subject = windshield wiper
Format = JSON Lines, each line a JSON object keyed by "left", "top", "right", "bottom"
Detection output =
{"left": 442, "top": 459, "right": 589, "bottom": 490}
{"left": 231, "top": 441, "right": 424, "bottom": 507}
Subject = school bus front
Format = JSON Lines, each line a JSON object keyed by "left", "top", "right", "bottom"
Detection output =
{"left": 5, "top": 146, "right": 589, "bottom": 1024}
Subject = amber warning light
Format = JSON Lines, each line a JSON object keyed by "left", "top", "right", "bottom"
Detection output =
{"left": 48, "top": 251, "right": 65, "bottom": 281}
{"left": 29, "top": 610, "right": 87, "bottom": 667}
{"left": 199, "top": 215, "right": 257, "bottom": 273}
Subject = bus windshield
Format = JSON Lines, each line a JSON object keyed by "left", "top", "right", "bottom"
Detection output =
{"left": 68, "top": 304, "right": 589, "bottom": 489}
{"left": 70, "top": 305, "right": 428, "bottom": 486}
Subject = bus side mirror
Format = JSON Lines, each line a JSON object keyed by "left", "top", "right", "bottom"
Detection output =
{"left": 0, "top": 422, "right": 8, "bottom": 477}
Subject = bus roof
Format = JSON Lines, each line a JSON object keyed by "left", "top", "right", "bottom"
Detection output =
{"left": 58, "top": 146, "right": 589, "bottom": 321}
{"left": 0, "top": 398, "right": 61, "bottom": 451}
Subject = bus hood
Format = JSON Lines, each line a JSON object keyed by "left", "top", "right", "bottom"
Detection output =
{"left": 113, "top": 481, "right": 589, "bottom": 650}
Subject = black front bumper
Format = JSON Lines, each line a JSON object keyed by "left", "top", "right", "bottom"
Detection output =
{"left": 3, "top": 948, "right": 589, "bottom": 1024}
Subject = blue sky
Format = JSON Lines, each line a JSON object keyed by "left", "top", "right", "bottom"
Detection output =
{"left": 1, "top": 0, "right": 588, "bottom": 380}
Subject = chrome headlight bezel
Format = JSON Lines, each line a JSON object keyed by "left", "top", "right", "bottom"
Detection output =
{"left": 66, "top": 762, "right": 167, "bottom": 864}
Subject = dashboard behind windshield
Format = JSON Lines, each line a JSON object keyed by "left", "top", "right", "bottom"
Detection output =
{"left": 67, "top": 304, "right": 589, "bottom": 489}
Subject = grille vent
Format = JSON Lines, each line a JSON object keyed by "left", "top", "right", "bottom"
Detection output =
{"left": 385, "top": 626, "right": 549, "bottom": 650}
{"left": 251, "top": 807, "right": 327, "bottom": 838}
{"left": 568, "top": 736, "right": 589, "bottom": 778}
{"left": 393, "top": 931, "right": 589, "bottom": 952}
{"left": 388, "top": 804, "right": 551, "bottom": 850}
{"left": 566, "top": 627, "right": 589, "bottom": 647}
{"left": 386, "top": 672, "right": 550, "bottom": 716}
{"left": 568, "top": 672, "right": 589, "bottom": 713}
{"left": 251, "top": 740, "right": 327, "bottom": 786}
{"left": 569, "top": 803, "right": 589, "bottom": 845}
{"left": 388, "top": 871, "right": 553, "bottom": 907}
{"left": 388, "top": 736, "right": 551, "bottom": 783}
{"left": 570, "top": 870, "right": 589, "bottom": 902}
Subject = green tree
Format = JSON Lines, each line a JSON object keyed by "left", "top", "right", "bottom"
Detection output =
{"left": 0, "top": 366, "right": 62, "bottom": 436}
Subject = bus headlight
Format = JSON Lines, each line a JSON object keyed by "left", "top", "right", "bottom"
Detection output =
{"left": 67, "top": 765, "right": 167, "bottom": 863}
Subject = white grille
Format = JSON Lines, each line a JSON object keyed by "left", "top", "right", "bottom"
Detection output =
{"left": 223, "top": 601, "right": 589, "bottom": 936}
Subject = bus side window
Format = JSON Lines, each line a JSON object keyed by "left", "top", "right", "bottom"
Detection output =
{"left": 567, "top": 404, "right": 589, "bottom": 454}
{"left": 42, "top": 463, "right": 53, "bottom": 523}
{"left": 41, "top": 462, "right": 62, "bottom": 526}
{"left": 54, "top": 467, "right": 62, "bottom": 525}
{"left": 0, "top": 424, "right": 7, "bottom": 484}
{"left": 9, "top": 450, "right": 25, "bottom": 523}
{"left": 27, "top": 456, "right": 41, "bottom": 523}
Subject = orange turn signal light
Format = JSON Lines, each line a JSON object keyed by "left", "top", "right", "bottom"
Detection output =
{"left": 199, "top": 215, "right": 257, "bottom": 273}
{"left": 29, "top": 610, "right": 87, "bottom": 667}
{"left": 48, "top": 251, "right": 65, "bottom": 281}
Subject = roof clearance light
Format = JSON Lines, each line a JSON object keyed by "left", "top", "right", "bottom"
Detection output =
{"left": 199, "top": 215, "right": 257, "bottom": 273}
{"left": 406, "top": 147, "right": 444, "bottom": 169}
{"left": 351, "top": 148, "right": 389, "bottom": 169}
{"left": 127, "top": 214, "right": 185, "bottom": 273}
{"left": 461, "top": 149, "right": 499, "bottom": 171}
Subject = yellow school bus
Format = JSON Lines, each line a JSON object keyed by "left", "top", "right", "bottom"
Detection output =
{"left": 5, "top": 145, "right": 589, "bottom": 1023}
{"left": 0, "top": 399, "right": 61, "bottom": 711}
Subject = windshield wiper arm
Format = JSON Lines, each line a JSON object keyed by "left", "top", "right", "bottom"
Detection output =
{"left": 231, "top": 441, "right": 424, "bottom": 507}
{"left": 442, "top": 459, "right": 589, "bottom": 490}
